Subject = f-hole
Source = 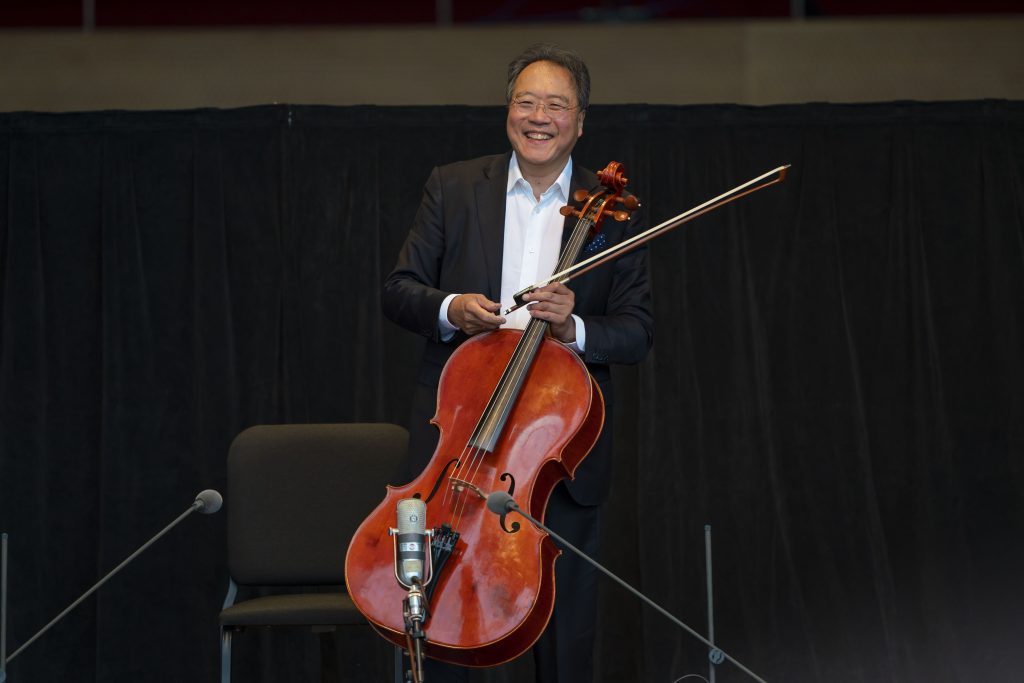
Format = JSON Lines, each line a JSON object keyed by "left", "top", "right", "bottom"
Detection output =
{"left": 415, "top": 458, "right": 460, "bottom": 504}
{"left": 497, "top": 472, "right": 520, "bottom": 534}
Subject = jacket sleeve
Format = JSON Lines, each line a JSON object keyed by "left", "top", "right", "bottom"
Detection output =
{"left": 578, "top": 201, "right": 654, "bottom": 367}
{"left": 382, "top": 167, "right": 452, "bottom": 342}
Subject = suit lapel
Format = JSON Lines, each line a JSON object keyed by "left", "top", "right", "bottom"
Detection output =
{"left": 475, "top": 153, "right": 510, "bottom": 302}
{"left": 561, "top": 163, "right": 603, "bottom": 254}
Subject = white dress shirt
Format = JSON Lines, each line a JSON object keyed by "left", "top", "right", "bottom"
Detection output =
{"left": 438, "top": 153, "right": 586, "bottom": 352}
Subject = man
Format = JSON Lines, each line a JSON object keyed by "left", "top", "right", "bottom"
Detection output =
{"left": 382, "top": 43, "right": 653, "bottom": 683}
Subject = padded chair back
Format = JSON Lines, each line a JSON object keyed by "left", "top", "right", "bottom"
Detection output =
{"left": 227, "top": 423, "right": 407, "bottom": 587}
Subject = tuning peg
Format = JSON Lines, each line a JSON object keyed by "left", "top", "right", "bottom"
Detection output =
{"left": 560, "top": 206, "right": 580, "bottom": 218}
{"left": 573, "top": 189, "right": 590, "bottom": 203}
{"left": 612, "top": 210, "right": 630, "bottom": 222}
{"left": 616, "top": 195, "right": 640, "bottom": 210}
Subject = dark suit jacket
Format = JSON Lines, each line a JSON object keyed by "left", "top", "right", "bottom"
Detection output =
{"left": 383, "top": 151, "right": 653, "bottom": 505}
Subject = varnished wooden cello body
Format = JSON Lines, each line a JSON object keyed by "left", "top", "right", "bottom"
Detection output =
{"left": 344, "top": 162, "right": 638, "bottom": 667}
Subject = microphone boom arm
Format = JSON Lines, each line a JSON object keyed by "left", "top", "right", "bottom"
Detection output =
{"left": 486, "top": 492, "right": 768, "bottom": 683}
{"left": 5, "top": 491, "right": 221, "bottom": 665}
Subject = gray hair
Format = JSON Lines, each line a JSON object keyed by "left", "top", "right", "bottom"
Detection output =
{"left": 505, "top": 43, "right": 591, "bottom": 112}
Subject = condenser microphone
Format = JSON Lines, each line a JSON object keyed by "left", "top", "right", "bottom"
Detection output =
{"left": 395, "top": 498, "right": 427, "bottom": 588}
{"left": 394, "top": 499, "right": 430, "bottom": 680}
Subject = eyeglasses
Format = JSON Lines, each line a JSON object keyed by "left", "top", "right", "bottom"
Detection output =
{"left": 510, "top": 99, "right": 579, "bottom": 118}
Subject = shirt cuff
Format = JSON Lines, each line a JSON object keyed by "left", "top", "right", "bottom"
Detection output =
{"left": 565, "top": 314, "right": 586, "bottom": 354}
{"left": 438, "top": 293, "right": 460, "bottom": 342}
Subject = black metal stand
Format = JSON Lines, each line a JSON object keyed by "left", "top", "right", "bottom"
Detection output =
{"left": 402, "top": 583, "right": 428, "bottom": 683}
{"left": 1, "top": 533, "right": 8, "bottom": 683}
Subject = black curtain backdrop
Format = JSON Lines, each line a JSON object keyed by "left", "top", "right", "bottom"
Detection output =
{"left": 1, "top": 101, "right": 1022, "bottom": 683}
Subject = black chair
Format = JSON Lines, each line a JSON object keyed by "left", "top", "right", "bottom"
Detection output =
{"left": 219, "top": 423, "right": 408, "bottom": 683}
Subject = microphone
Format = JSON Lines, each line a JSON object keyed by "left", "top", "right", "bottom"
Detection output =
{"left": 4, "top": 489, "right": 223, "bottom": 667}
{"left": 395, "top": 498, "right": 427, "bottom": 588}
{"left": 194, "top": 489, "right": 223, "bottom": 514}
{"left": 483, "top": 491, "right": 768, "bottom": 683}
{"left": 393, "top": 499, "right": 430, "bottom": 683}
{"left": 486, "top": 490, "right": 515, "bottom": 515}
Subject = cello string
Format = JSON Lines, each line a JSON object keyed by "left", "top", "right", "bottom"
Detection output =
{"left": 451, "top": 206, "right": 599, "bottom": 529}
{"left": 450, "top": 323, "right": 542, "bottom": 529}
{"left": 444, "top": 443, "right": 488, "bottom": 526}
{"left": 453, "top": 319, "right": 548, "bottom": 528}
{"left": 448, "top": 445, "right": 485, "bottom": 524}
{"left": 450, "top": 327, "right": 539, "bottom": 528}
{"left": 444, "top": 196, "right": 605, "bottom": 532}
{"left": 460, "top": 201, "right": 596, "bottom": 486}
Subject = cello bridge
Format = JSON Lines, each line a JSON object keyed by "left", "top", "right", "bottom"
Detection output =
{"left": 448, "top": 477, "right": 487, "bottom": 500}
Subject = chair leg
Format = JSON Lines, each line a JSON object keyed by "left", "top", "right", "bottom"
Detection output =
{"left": 220, "top": 626, "right": 232, "bottom": 683}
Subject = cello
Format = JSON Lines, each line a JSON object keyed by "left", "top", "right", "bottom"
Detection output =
{"left": 345, "top": 161, "right": 639, "bottom": 668}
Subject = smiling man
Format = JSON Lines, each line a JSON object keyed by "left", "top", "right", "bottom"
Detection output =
{"left": 506, "top": 58, "right": 584, "bottom": 198}
{"left": 382, "top": 43, "right": 653, "bottom": 683}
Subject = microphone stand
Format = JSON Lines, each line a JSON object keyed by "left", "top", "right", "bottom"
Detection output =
{"left": 3, "top": 490, "right": 222, "bottom": 673}
{"left": 390, "top": 520, "right": 433, "bottom": 683}
{"left": 402, "top": 581, "right": 427, "bottom": 683}
{"left": 1, "top": 533, "right": 8, "bottom": 683}
{"left": 485, "top": 492, "right": 767, "bottom": 683}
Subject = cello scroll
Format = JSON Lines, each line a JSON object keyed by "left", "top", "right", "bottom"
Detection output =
{"left": 511, "top": 160, "right": 642, "bottom": 311}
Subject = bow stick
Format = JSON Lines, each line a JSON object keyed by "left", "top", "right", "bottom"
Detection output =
{"left": 504, "top": 164, "right": 791, "bottom": 316}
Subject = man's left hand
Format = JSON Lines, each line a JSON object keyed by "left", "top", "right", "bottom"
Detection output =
{"left": 523, "top": 282, "right": 576, "bottom": 343}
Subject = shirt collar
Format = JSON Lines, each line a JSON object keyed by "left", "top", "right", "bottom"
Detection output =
{"left": 507, "top": 153, "right": 572, "bottom": 202}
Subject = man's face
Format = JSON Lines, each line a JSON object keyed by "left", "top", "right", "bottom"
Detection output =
{"left": 506, "top": 60, "right": 585, "bottom": 178}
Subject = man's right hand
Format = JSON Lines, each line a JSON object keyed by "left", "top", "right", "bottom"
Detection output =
{"left": 448, "top": 293, "right": 506, "bottom": 335}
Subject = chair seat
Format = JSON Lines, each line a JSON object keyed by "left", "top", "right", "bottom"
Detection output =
{"left": 220, "top": 592, "right": 367, "bottom": 627}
